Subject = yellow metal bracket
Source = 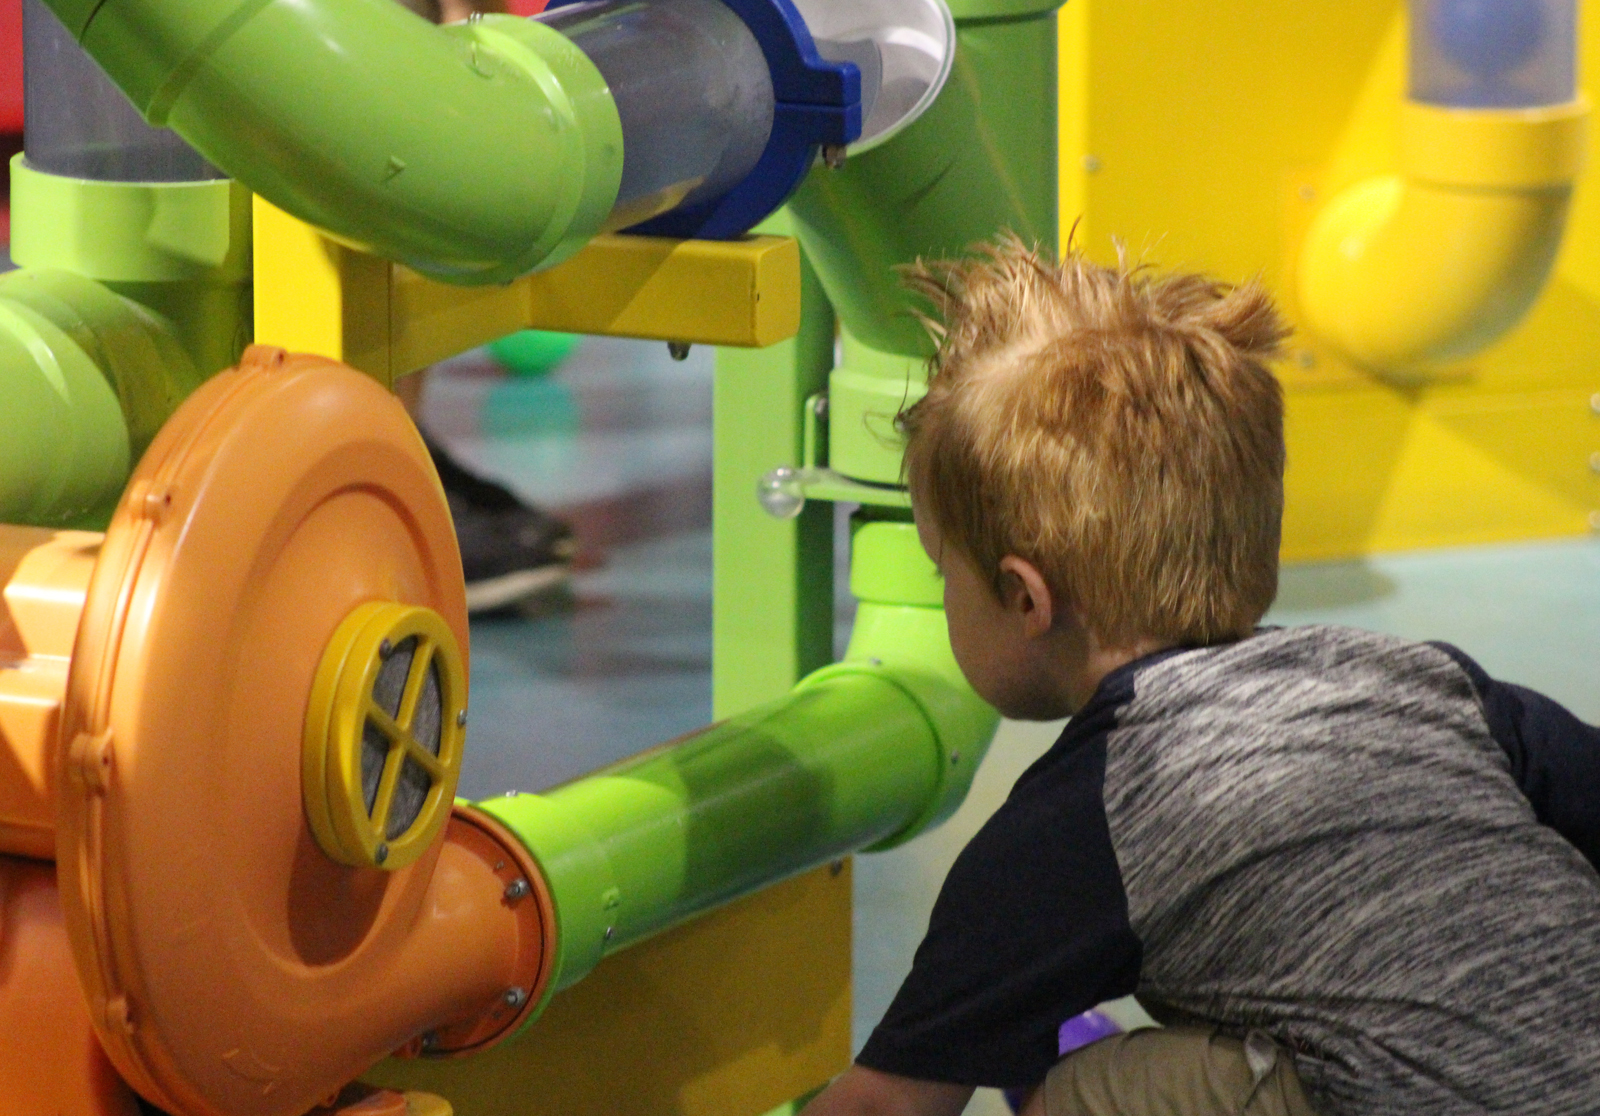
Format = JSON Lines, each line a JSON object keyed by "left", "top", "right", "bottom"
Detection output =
{"left": 253, "top": 198, "right": 802, "bottom": 386}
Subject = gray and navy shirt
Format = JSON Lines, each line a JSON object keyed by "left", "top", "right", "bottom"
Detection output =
{"left": 857, "top": 625, "right": 1600, "bottom": 1114}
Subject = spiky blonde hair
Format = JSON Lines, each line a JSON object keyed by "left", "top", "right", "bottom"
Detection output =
{"left": 899, "top": 236, "right": 1289, "bottom": 646}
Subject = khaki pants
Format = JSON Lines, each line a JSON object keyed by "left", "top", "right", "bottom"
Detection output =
{"left": 1042, "top": 1027, "right": 1320, "bottom": 1116}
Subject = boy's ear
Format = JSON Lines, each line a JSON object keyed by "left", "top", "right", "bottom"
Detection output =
{"left": 996, "top": 555, "right": 1055, "bottom": 638}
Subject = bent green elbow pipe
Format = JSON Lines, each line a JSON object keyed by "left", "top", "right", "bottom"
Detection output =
{"left": 44, "top": 0, "right": 623, "bottom": 284}
{"left": 0, "top": 268, "right": 202, "bottom": 526}
{"left": 475, "top": 522, "right": 997, "bottom": 1013}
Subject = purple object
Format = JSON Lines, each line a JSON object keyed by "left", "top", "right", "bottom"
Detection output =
{"left": 1058, "top": 1009, "right": 1123, "bottom": 1055}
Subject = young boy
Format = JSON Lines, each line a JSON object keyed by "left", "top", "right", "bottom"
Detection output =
{"left": 805, "top": 240, "right": 1600, "bottom": 1116}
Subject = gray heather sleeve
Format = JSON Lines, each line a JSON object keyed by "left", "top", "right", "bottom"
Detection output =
{"left": 1433, "top": 642, "right": 1600, "bottom": 869}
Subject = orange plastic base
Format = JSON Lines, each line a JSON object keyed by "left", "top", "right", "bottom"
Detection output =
{"left": 0, "top": 856, "right": 139, "bottom": 1116}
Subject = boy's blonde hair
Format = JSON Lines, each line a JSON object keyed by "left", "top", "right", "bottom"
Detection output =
{"left": 900, "top": 236, "right": 1288, "bottom": 647}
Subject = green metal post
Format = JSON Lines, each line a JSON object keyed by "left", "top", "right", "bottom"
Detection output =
{"left": 712, "top": 210, "right": 837, "bottom": 717}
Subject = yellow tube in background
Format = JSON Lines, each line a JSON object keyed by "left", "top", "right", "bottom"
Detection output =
{"left": 1298, "top": 100, "right": 1587, "bottom": 372}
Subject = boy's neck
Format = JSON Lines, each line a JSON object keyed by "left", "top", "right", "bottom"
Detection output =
{"left": 1061, "top": 632, "right": 1177, "bottom": 714}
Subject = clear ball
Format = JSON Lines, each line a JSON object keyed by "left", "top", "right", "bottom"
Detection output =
{"left": 757, "top": 468, "right": 806, "bottom": 519}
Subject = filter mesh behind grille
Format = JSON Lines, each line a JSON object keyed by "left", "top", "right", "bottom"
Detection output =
{"left": 359, "top": 637, "right": 443, "bottom": 839}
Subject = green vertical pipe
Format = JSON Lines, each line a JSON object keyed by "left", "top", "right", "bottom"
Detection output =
{"left": 788, "top": 10, "right": 1061, "bottom": 357}
{"left": 712, "top": 210, "right": 837, "bottom": 717}
{"left": 789, "top": 7, "right": 1062, "bottom": 483}
{"left": 40, "top": 0, "right": 623, "bottom": 284}
{"left": 474, "top": 513, "right": 997, "bottom": 1018}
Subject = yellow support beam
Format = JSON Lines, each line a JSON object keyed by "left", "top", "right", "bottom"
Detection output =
{"left": 253, "top": 198, "right": 802, "bottom": 387}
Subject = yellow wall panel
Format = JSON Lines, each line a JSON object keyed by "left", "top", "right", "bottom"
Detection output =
{"left": 1060, "top": 0, "right": 1600, "bottom": 558}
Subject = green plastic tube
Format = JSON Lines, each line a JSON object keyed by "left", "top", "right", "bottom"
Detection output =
{"left": 0, "top": 279, "right": 130, "bottom": 526}
{"left": 787, "top": 9, "right": 1062, "bottom": 358}
{"left": 788, "top": 6, "right": 1062, "bottom": 483}
{"left": 476, "top": 516, "right": 996, "bottom": 1014}
{"left": 40, "top": 0, "right": 624, "bottom": 284}
{"left": 0, "top": 266, "right": 210, "bottom": 527}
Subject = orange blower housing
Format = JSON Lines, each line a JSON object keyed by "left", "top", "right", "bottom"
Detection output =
{"left": 0, "top": 348, "right": 553, "bottom": 1116}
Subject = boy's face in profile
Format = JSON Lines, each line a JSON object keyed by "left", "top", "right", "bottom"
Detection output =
{"left": 915, "top": 511, "right": 1083, "bottom": 722}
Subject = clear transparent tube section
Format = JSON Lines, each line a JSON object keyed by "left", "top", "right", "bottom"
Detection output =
{"left": 1410, "top": 0, "right": 1576, "bottom": 107}
{"left": 22, "top": 0, "right": 219, "bottom": 182}
{"left": 538, "top": 0, "right": 775, "bottom": 229}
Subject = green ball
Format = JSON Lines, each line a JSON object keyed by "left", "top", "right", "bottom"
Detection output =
{"left": 487, "top": 330, "right": 581, "bottom": 377}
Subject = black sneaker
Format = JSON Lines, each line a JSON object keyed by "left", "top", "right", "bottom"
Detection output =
{"left": 425, "top": 435, "right": 576, "bottom": 613}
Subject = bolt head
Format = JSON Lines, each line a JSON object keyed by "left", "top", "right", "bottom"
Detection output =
{"left": 604, "top": 925, "right": 615, "bottom": 941}
{"left": 503, "top": 987, "right": 527, "bottom": 1008}
{"left": 375, "top": 843, "right": 389, "bottom": 864}
{"left": 457, "top": 708, "right": 468, "bottom": 727}
{"left": 504, "top": 878, "right": 531, "bottom": 901}
{"left": 378, "top": 639, "right": 394, "bottom": 660}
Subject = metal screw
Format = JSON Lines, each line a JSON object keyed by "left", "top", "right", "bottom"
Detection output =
{"left": 822, "top": 144, "right": 847, "bottom": 170}
{"left": 603, "top": 925, "right": 615, "bottom": 942}
{"left": 375, "top": 843, "right": 389, "bottom": 865}
{"left": 379, "top": 639, "right": 394, "bottom": 660}
{"left": 504, "top": 789, "right": 520, "bottom": 798}
{"left": 503, "top": 987, "right": 528, "bottom": 1009}
{"left": 1082, "top": 154, "right": 1102, "bottom": 173}
{"left": 420, "top": 1031, "right": 440, "bottom": 1052}
{"left": 457, "top": 708, "right": 468, "bottom": 727}
{"left": 812, "top": 395, "right": 830, "bottom": 418}
{"left": 829, "top": 859, "right": 845, "bottom": 877}
{"left": 950, "top": 751, "right": 961, "bottom": 766}
{"left": 667, "top": 341, "right": 691, "bottom": 362}
{"left": 504, "top": 878, "right": 531, "bottom": 902}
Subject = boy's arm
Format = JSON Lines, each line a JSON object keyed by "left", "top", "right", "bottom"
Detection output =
{"left": 1434, "top": 644, "right": 1600, "bottom": 867}
{"left": 801, "top": 1065, "right": 974, "bottom": 1116}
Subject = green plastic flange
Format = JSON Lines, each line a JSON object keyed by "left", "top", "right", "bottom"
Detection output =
{"left": 8, "top": 156, "right": 249, "bottom": 283}
{"left": 828, "top": 335, "right": 927, "bottom": 485}
{"left": 851, "top": 518, "right": 942, "bottom": 607}
{"left": 472, "top": 792, "right": 619, "bottom": 1005}
{"left": 9, "top": 156, "right": 251, "bottom": 376}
